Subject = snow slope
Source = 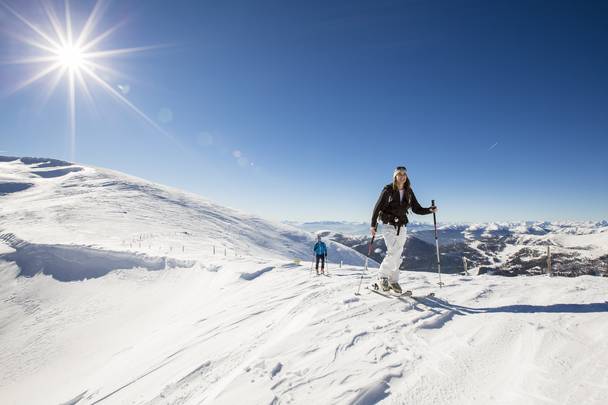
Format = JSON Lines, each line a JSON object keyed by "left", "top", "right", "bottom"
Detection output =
{"left": 1, "top": 259, "right": 607, "bottom": 405}
{"left": 0, "top": 156, "right": 371, "bottom": 272}
{"left": 1, "top": 157, "right": 608, "bottom": 405}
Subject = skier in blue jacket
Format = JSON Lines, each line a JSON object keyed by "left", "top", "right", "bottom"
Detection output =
{"left": 313, "top": 235, "right": 328, "bottom": 275}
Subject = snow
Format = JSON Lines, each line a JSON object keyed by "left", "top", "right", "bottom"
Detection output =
{"left": 2, "top": 262, "right": 607, "bottom": 404}
{"left": 0, "top": 157, "right": 370, "bottom": 267}
{"left": 1, "top": 157, "right": 608, "bottom": 404}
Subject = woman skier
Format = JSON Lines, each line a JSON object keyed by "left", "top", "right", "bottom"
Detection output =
{"left": 370, "top": 166, "right": 437, "bottom": 293}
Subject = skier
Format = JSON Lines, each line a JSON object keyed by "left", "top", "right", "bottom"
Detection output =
{"left": 370, "top": 166, "right": 437, "bottom": 293}
{"left": 313, "top": 234, "right": 328, "bottom": 275}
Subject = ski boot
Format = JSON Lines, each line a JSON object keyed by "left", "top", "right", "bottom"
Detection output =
{"left": 379, "top": 277, "right": 390, "bottom": 292}
{"left": 389, "top": 281, "right": 402, "bottom": 294}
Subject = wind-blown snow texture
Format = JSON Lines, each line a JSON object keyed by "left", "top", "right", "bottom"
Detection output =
{"left": 1, "top": 157, "right": 608, "bottom": 405}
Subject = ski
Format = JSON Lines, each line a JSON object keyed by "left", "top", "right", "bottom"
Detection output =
{"left": 403, "top": 294, "right": 439, "bottom": 309}
{"left": 406, "top": 293, "right": 436, "bottom": 302}
{"left": 366, "top": 284, "right": 413, "bottom": 298}
{"left": 411, "top": 292, "right": 435, "bottom": 298}
{"left": 366, "top": 285, "right": 435, "bottom": 300}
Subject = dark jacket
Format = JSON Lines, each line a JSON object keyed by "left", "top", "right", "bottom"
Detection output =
{"left": 371, "top": 183, "right": 432, "bottom": 229}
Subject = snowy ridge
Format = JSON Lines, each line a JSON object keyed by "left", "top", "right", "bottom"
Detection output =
{"left": 0, "top": 156, "right": 371, "bottom": 276}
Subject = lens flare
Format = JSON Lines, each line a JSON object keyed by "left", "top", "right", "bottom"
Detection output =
{"left": 0, "top": 0, "right": 170, "bottom": 159}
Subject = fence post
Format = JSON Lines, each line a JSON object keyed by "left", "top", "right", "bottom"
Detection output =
{"left": 463, "top": 257, "right": 468, "bottom": 275}
{"left": 340, "top": 260, "right": 343, "bottom": 269}
{"left": 224, "top": 247, "right": 227, "bottom": 257}
{"left": 213, "top": 245, "right": 216, "bottom": 255}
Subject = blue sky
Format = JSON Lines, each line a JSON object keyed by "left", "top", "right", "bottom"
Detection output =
{"left": 1, "top": 0, "right": 607, "bottom": 223}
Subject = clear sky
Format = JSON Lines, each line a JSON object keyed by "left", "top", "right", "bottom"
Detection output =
{"left": 1, "top": 0, "right": 607, "bottom": 223}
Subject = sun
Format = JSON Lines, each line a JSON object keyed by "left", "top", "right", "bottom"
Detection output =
{"left": 0, "top": 0, "right": 169, "bottom": 160}
{"left": 55, "top": 44, "right": 85, "bottom": 70}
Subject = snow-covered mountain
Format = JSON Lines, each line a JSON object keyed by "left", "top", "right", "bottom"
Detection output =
{"left": 0, "top": 156, "right": 370, "bottom": 282}
{"left": 292, "top": 220, "right": 608, "bottom": 277}
{"left": 1, "top": 156, "right": 608, "bottom": 405}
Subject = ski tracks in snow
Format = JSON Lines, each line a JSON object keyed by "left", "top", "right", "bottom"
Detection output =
{"left": 136, "top": 263, "right": 457, "bottom": 405}
{"left": 5, "top": 256, "right": 605, "bottom": 405}
{"left": 388, "top": 279, "right": 608, "bottom": 405}
{"left": 204, "top": 266, "right": 456, "bottom": 405}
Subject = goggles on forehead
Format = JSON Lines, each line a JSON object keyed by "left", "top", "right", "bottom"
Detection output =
{"left": 395, "top": 166, "right": 407, "bottom": 173}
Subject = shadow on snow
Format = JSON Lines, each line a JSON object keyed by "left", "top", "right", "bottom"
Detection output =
{"left": 418, "top": 296, "right": 608, "bottom": 315}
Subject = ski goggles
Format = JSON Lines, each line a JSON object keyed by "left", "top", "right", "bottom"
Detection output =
{"left": 394, "top": 166, "right": 407, "bottom": 176}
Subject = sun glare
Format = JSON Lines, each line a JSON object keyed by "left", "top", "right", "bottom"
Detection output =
{"left": 56, "top": 44, "right": 84, "bottom": 69}
{"left": 0, "top": 0, "right": 169, "bottom": 160}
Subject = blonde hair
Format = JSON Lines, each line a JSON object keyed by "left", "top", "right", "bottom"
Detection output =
{"left": 392, "top": 174, "right": 412, "bottom": 206}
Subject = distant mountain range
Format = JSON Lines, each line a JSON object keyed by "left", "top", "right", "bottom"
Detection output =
{"left": 288, "top": 221, "right": 608, "bottom": 277}
{"left": 283, "top": 220, "right": 435, "bottom": 236}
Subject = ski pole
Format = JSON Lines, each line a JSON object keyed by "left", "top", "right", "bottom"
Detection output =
{"left": 432, "top": 199, "right": 444, "bottom": 288}
{"left": 355, "top": 230, "right": 376, "bottom": 295}
{"left": 310, "top": 253, "right": 314, "bottom": 277}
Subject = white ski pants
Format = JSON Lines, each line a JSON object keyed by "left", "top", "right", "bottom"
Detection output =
{"left": 378, "top": 225, "right": 407, "bottom": 283}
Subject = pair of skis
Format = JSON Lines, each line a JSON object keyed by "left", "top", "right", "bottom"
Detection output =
{"left": 366, "top": 283, "right": 435, "bottom": 300}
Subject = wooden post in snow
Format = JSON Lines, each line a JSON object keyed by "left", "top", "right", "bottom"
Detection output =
{"left": 463, "top": 257, "right": 468, "bottom": 275}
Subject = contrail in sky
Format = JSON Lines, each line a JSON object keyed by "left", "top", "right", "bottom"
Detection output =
{"left": 488, "top": 142, "right": 498, "bottom": 151}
